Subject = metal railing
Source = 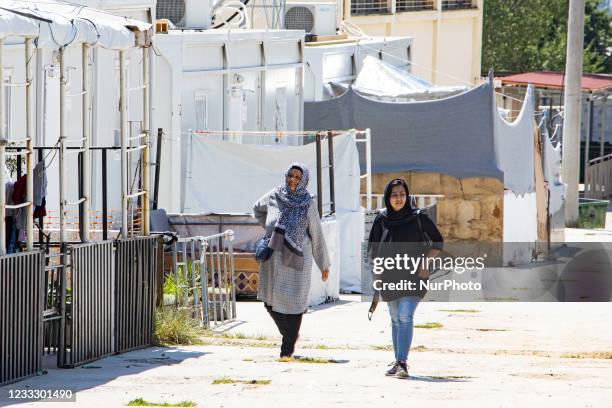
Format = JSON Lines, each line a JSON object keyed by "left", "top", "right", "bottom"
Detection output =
{"left": 0, "top": 251, "right": 45, "bottom": 386}
{"left": 361, "top": 193, "right": 444, "bottom": 211}
{"left": 351, "top": 0, "right": 390, "bottom": 15}
{"left": 396, "top": 0, "right": 434, "bottom": 12}
{"left": 315, "top": 131, "right": 337, "bottom": 217}
{"left": 42, "top": 251, "right": 66, "bottom": 362}
{"left": 585, "top": 153, "right": 612, "bottom": 199}
{"left": 350, "top": 0, "right": 476, "bottom": 15}
{"left": 6, "top": 146, "right": 145, "bottom": 243}
{"left": 170, "top": 231, "right": 236, "bottom": 328}
{"left": 0, "top": 42, "right": 151, "bottom": 253}
{"left": 441, "top": 0, "right": 476, "bottom": 10}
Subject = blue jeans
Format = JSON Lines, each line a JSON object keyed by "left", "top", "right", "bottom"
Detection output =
{"left": 387, "top": 296, "right": 420, "bottom": 363}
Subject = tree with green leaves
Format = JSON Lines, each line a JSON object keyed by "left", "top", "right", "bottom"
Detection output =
{"left": 482, "top": 0, "right": 611, "bottom": 74}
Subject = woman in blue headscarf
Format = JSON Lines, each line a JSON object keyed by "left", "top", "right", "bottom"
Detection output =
{"left": 253, "top": 163, "right": 330, "bottom": 358}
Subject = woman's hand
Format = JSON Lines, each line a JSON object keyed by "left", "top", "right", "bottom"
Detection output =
{"left": 417, "top": 268, "right": 430, "bottom": 279}
{"left": 321, "top": 269, "right": 329, "bottom": 282}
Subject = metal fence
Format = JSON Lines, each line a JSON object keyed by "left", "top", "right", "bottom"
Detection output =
{"left": 60, "top": 241, "right": 114, "bottom": 368}
{"left": 361, "top": 193, "right": 443, "bottom": 214}
{"left": 441, "top": 0, "right": 475, "bottom": 10}
{"left": 396, "top": 0, "right": 434, "bottom": 11}
{"left": 42, "top": 251, "right": 66, "bottom": 364}
{"left": 0, "top": 251, "right": 45, "bottom": 386}
{"left": 350, "top": 0, "right": 475, "bottom": 15}
{"left": 351, "top": 0, "right": 389, "bottom": 15}
{"left": 170, "top": 231, "right": 236, "bottom": 328}
{"left": 585, "top": 153, "right": 612, "bottom": 199}
{"left": 115, "top": 236, "right": 160, "bottom": 353}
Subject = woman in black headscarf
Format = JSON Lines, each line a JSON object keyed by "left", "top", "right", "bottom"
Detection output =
{"left": 367, "top": 179, "right": 443, "bottom": 378}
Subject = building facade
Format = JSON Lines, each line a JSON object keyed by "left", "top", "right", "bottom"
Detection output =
{"left": 344, "top": 0, "right": 483, "bottom": 86}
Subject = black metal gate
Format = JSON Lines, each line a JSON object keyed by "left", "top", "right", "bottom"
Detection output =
{"left": 60, "top": 242, "right": 114, "bottom": 368}
{"left": 114, "top": 236, "right": 159, "bottom": 353}
{"left": 0, "top": 251, "right": 45, "bottom": 386}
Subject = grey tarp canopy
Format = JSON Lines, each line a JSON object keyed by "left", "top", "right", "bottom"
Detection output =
{"left": 305, "top": 78, "right": 504, "bottom": 182}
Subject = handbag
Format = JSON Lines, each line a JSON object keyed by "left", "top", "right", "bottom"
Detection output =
{"left": 368, "top": 226, "right": 389, "bottom": 321}
{"left": 255, "top": 237, "right": 273, "bottom": 262}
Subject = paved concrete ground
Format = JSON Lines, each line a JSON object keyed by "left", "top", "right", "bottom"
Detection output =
{"left": 1, "top": 220, "right": 611, "bottom": 408}
{"left": 1, "top": 298, "right": 611, "bottom": 408}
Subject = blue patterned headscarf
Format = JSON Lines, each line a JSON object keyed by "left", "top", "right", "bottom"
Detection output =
{"left": 269, "top": 163, "right": 312, "bottom": 269}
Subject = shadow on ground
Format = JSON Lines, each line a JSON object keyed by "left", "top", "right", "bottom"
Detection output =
{"left": 0, "top": 347, "right": 209, "bottom": 407}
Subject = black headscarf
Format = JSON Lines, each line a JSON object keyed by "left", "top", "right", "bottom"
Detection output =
{"left": 381, "top": 178, "right": 416, "bottom": 228}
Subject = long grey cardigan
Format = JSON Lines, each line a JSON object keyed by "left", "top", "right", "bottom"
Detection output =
{"left": 254, "top": 190, "right": 331, "bottom": 314}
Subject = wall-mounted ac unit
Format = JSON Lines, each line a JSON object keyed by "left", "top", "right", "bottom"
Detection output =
{"left": 156, "top": 0, "right": 211, "bottom": 29}
{"left": 284, "top": 2, "right": 337, "bottom": 36}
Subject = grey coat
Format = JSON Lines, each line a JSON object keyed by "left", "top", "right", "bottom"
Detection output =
{"left": 253, "top": 190, "right": 331, "bottom": 314}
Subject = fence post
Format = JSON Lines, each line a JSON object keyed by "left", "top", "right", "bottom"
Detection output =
{"left": 142, "top": 46, "right": 150, "bottom": 236}
{"left": 316, "top": 132, "right": 323, "bottom": 216}
{"left": 59, "top": 48, "right": 67, "bottom": 243}
{"left": 82, "top": 44, "right": 91, "bottom": 242}
{"left": 365, "top": 128, "right": 372, "bottom": 211}
{"left": 327, "top": 130, "right": 335, "bottom": 215}
{"left": 0, "top": 139, "right": 6, "bottom": 255}
{"left": 25, "top": 38, "right": 34, "bottom": 250}
{"left": 153, "top": 128, "right": 162, "bottom": 210}
{"left": 0, "top": 39, "right": 5, "bottom": 255}
{"left": 119, "top": 50, "right": 128, "bottom": 238}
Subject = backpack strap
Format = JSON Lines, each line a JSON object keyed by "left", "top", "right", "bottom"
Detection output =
{"left": 415, "top": 209, "right": 432, "bottom": 246}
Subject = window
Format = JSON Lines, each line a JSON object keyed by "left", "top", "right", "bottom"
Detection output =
{"left": 442, "top": 0, "right": 476, "bottom": 10}
{"left": 194, "top": 90, "right": 208, "bottom": 131}
{"left": 396, "top": 0, "right": 434, "bottom": 12}
{"left": 351, "top": 0, "right": 389, "bottom": 16}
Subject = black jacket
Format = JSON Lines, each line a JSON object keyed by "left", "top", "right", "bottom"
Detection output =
{"left": 368, "top": 210, "right": 444, "bottom": 301}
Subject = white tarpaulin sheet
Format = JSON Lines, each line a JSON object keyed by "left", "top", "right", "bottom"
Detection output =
{"left": 541, "top": 129, "right": 566, "bottom": 214}
{"left": 309, "top": 218, "right": 340, "bottom": 306}
{"left": 185, "top": 133, "right": 363, "bottom": 293}
{"left": 503, "top": 191, "right": 538, "bottom": 264}
{"left": 0, "top": 0, "right": 151, "bottom": 49}
{"left": 493, "top": 84, "right": 536, "bottom": 195}
{"left": 352, "top": 56, "right": 467, "bottom": 99}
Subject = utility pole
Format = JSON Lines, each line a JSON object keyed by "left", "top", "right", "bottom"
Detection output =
{"left": 561, "top": 0, "right": 585, "bottom": 226}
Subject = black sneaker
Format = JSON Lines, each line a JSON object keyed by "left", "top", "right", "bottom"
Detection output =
{"left": 385, "top": 361, "right": 400, "bottom": 376}
{"left": 395, "top": 362, "right": 409, "bottom": 378}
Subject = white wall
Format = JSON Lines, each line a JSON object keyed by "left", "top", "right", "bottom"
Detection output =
{"left": 152, "top": 30, "right": 305, "bottom": 213}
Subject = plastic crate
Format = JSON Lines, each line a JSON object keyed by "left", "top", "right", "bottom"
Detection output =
{"left": 578, "top": 198, "right": 609, "bottom": 229}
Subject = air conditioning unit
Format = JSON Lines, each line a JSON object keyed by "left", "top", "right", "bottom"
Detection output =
{"left": 156, "top": 0, "right": 211, "bottom": 29}
{"left": 284, "top": 2, "right": 337, "bottom": 36}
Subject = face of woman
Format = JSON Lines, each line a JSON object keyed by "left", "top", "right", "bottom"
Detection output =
{"left": 389, "top": 185, "right": 407, "bottom": 212}
{"left": 286, "top": 168, "right": 303, "bottom": 192}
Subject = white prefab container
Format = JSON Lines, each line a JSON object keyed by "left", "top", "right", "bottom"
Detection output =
{"left": 152, "top": 29, "right": 305, "bottom": 213}
{"left": 303, "top": 36, "right": 413, "bottom": 101}
{"left": 0, "top": 29, "right": 148, "bottom": 223}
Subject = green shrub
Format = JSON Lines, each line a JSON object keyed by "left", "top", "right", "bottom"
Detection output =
{"left": 154, "top": 308, "right": 204, "bottom": 346}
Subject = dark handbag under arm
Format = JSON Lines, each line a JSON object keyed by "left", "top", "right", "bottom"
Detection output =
{"left": 367, "top": 226, "right": 389, "bottom": 321}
